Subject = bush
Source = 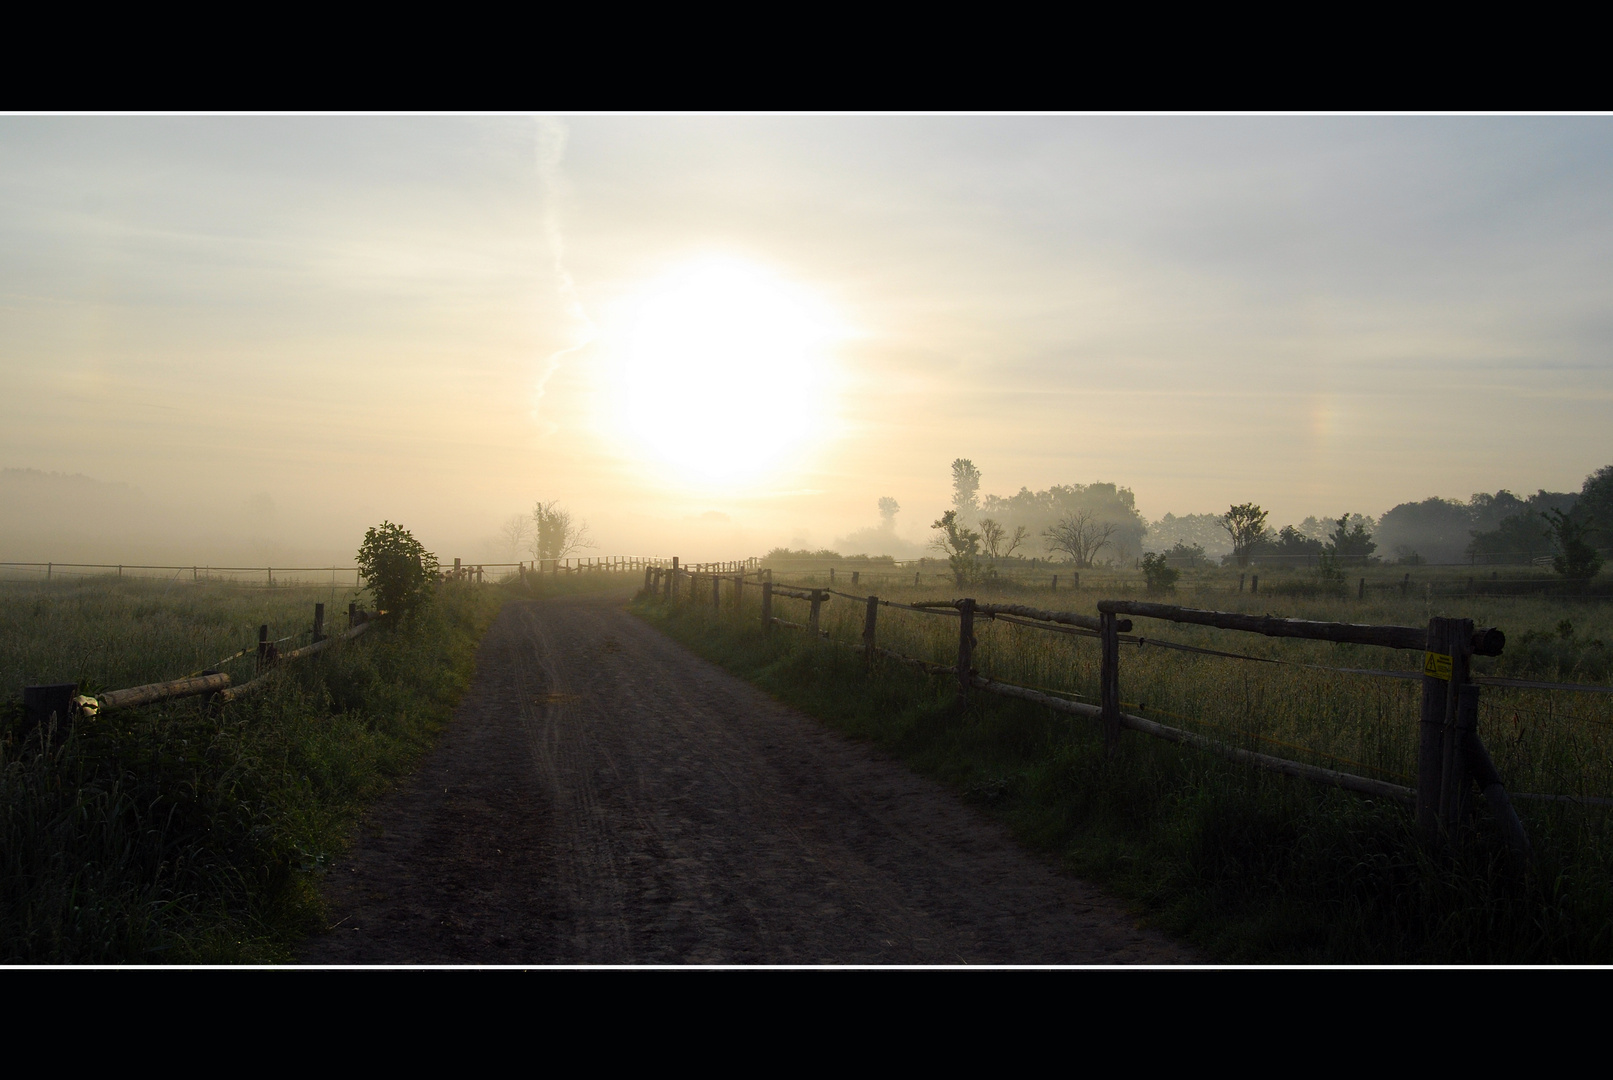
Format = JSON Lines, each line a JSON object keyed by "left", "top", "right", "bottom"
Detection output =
{"left": 356, "top": 522, "right": 439, "bottom": 615}
{"left": 1141, "top": 552, "right": 1180, "bottom": 594}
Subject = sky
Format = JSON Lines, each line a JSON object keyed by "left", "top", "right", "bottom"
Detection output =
{"left": 2, "top": 114, "right": 1611, "bottom": 565}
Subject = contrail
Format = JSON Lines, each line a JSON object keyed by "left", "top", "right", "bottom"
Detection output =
{"left": 533, "top": 117, "right": 595, "bottom": 417}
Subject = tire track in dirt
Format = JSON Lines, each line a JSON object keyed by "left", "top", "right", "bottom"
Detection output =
{"left": 297, "top": 594, "right": 1198, "bottom": 964}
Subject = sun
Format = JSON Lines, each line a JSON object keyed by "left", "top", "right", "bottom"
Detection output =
{"left": 613, "top": 258, "right": 840, "bottom": 485}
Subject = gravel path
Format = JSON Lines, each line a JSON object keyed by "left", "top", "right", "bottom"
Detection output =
{"left": 296, "top": 594, "right": 1198, "bottom": 965}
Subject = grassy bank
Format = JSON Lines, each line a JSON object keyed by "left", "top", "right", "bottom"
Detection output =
{"left": 636, "top": 588, "right": 1613, "bottom": 963}
{"left": 1, "top": 577, "right": 503, "bottom": 963}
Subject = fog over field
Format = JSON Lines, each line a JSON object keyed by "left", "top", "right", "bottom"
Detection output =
{"left": 4, "top": 116, "right": 1612, "bottom": 566}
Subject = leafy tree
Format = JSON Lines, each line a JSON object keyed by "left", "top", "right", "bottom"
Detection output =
{"left": 356, "top": 521, "right": 439, "bottom": 615}
{"left": 877, "top": 496, "right": 901, "bottom": 529}
{"left": 1140, "top": 552, "right": 1179, "bottom": 594}
{"left": 1466, "top": 513, "right": 1554, "bottom": 564}
{"left": 1577, "top": 465, "right": 1613, "bottom": 552}
{"left": 1544, "top": 508, "right": 1603, "bottom": 582}
{"left": 1161, "top": 540, "right": 1209, "bottom": 567}
{"left": 1220, "top": 504, "right": 1269, "bottom": 568}
{"left": 950, "top": 459, "right": 981, "bottom": 521}
{"left": 1325, "top": 514, "right": 1378, "bottom": 561}
{"left": 1271, "top": 528, "right": 1322, "bottom": 564}
{"left": 930, "top": 509, "right": 984, "bottom": 585}
{"left": 531, "top": 500, "right": 593, "bottom": 561}
{"left": 1043, "top": 509, "right": 1117, "bottom": 568}
{"left": 985, "top": 482, "right": 1147, "bottom": 562}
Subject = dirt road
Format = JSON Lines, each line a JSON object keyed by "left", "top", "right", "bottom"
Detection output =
{"left": 297, "top": 595, "right": 1197, "bottom": 964}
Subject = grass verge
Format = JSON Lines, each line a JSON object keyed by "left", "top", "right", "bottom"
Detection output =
{"left": 636, "top": 593, "right": 1613, "bottom": 963}
{"left": 1, "top": 580, "right": 503, "bottom": 963}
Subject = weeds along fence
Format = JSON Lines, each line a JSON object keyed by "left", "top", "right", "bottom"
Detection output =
{"left": 0, "top": 562, "right": 367, "bottom": 587}
{"left": 13, "top": 554, "right": 677, "bottom": 727}
{"left": 759, "top": 559, "right": 1606, "bottom": 603}
{"left": 645, "top": 563, "right": 1613, "bottom": 859}
{"left": 1, "top": 555, "right": 693, "bottom": 587}
{"left": 19, "top": 601, "right": 380, "bottom": 732}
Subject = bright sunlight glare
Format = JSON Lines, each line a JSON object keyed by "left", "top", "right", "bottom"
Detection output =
{"left": 615, "top": 259, "right": 840, "bottom": 485}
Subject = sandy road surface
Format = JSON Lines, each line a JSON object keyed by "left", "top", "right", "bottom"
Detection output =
{"left": 297, "top": 595, "right": 1197, "bottom": 964}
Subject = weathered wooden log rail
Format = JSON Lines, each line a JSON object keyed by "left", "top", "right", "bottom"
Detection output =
{"left": 22, "top": 603, "right": 380, "bottom": 729}
{"left": 647, "top": 562, "right": 1559, "bottom": 859}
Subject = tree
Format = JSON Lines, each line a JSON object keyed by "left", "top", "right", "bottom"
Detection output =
{"left": 950, "top": 459, "right": 981, "bottom": 521}
{"left": 1270, "top": 525, "right": 1324, "bottom": 559}
{"left": 930, "top": 509, "right": 983, "bottom": 585}
{"left": 1577, "top": 465, "right": 1613, "bottom": 552}
{"left": 1220, "top": 504, "right": 1269, "bottom": 568}
{"left": 1325, "top": 513, "right": 1377, "bottom": 562}
{"left": 531, "top": 501, "right": 593, "bottom": 562}
{"left": 1466, "top": 513, "right": 1554, "bottom": 564}
{"left": 1043, "top": 509, "right": 1117, "bottom": 568}
{"left": 1544, "top": 508, "right": 1603, "bottom": 583}
{"left": 499, "top": 513, "right": 533, "bottom": 560}
{"left": 979, "top": 517, "right": 1028, "bottom": 559}
{"left": 356, "top": 521, "right": 439, "bottom": 615}
{"left": 1140, "top": 552, "right": 1179, "bottom": 594}
{"left": 878, "top": 496, "right": 901, "bottom": 529}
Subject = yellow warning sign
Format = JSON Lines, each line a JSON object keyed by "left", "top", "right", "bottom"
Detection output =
{"left": 1424, "top": 651, "right": 1452, "bottom": 681}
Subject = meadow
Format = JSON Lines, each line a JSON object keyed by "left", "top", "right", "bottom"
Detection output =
{"left": 638, "top": 559, "right": 1613, "bottom": 962}
{"left": 1, "top": 575, "right": 501, "bottom": 963}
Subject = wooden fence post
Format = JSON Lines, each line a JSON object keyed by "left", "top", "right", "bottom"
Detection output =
{"left": 348, "top": 602, "right": 357, "bottom": 629}
{"left": 1417, "top": 616, "right": 1472, "bottom": 842}
{"left": 830, "top": 567, "right": 836, "bottom": 584}
{"left": 1238, "top": 573, "right": 1245, "bottom": 593}
{"left": 914, "top": 571, "right": 920, "bottom": 586}
{"left": 1251, "top": 574, "right": 1259, "bottom": 596}
{"left": 852, "top": 570, "right": 859, "bottom": 586}
{"left": 1051, "top": 574, "right": 1058, "bottom": 593}
{"left": 733, "top": 573, "right": 743, "bottom": 611}
{"left": 257, "top": 624, "right": 269, "bottom": 673}
{"left": 712, "top": 574, "right": 721, "bottom": 611}
{"left": 313, "top": 603, "right": 325, "bottom": 643}
{"left": 1100, "top": 610, "right": 1120, "bottom": 756}
{"left": 864, "top": 595, "right": 878, "bottom": 667}
{"left": 809, "top": 590, "right": 824, "bottom": 635}
{"left": 1402, "top": 573, "right": 1410, "bottom": 597}
{"left": 762, "top": 581, "right": 773, "bottom": 632}
{"left": 1358, "top": 577, "right": 1365, "bottom": 600}
{"left": 1073, "top": 571, "right": 1079, "bottom": 590}
{"left": 1438, "top": 617, "right": 1474, "bottom": 831}
{"left": 956, "top": 598, "right": 976, "bottom": 701}
{"left": 644, "top": 565, "right": 653, "bottom": 592}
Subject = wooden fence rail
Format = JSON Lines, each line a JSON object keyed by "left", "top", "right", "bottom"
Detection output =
{"left": 650, "top": 563, "right": 1540, "bottom": 860}
{"left": 22, "top": 603, "right": 379, "bottom": 728}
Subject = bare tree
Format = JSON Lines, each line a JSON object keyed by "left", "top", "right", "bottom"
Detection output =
{"left": 1042, "top": 510, "right": 1117, "bottom": 568}
{"left": 531, "top": 500, "right": 594, "bottom": 561}
{"left": 979, "top": 517, "right": 1029, "bottom": 559}
{"left": 499, "top": 513, "right": 533, "bottom": 560}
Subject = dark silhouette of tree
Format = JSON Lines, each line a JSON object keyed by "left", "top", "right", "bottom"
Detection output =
{"left": 1220, "top": 504, "right": 1269, "bottom": 568}
{"left": 1043, "top": 509, "right": 1117, "bottom": 568}
{"left": 950, "top": 459, "right": 981, "bottom": 520}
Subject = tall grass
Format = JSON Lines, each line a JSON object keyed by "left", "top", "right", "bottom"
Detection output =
{"left": 638, "top": 569, "right": 1613, "bottom": 962}
{"left": 1, "top": 577, "right": 501, "bottom": 963}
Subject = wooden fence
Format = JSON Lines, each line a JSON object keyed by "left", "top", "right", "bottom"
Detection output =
{"left": 641, "top": 562, "right": 1594, "bottom": 859}
{"left": 21, "top": 601, "right": 376, "bottom": 730}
